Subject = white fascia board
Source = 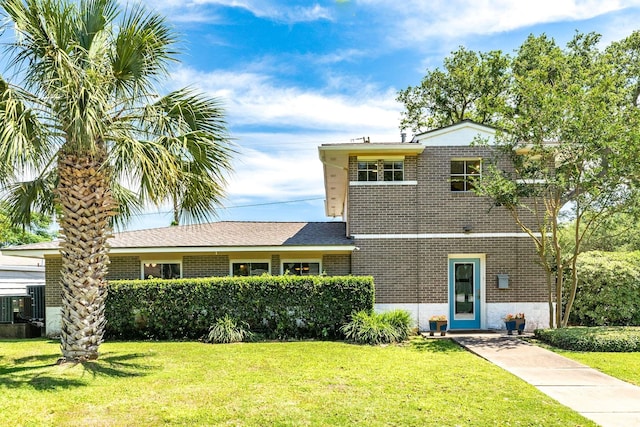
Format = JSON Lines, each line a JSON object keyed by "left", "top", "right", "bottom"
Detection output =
{"left": 109, "top": 246, "right": 356, "bottom": 254}
{"left": 352, "top": 233, "right": 541, "bottom": 239}
{"left": 19, "top": 245, "right": 357, "bottom": 258}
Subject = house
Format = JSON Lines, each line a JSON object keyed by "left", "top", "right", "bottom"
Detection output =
{"left": 4, "top": 120, "right": 549, "bottom": 334}
{"left": 0, "top": 253, "right": 45, "bottom": 337}
{"left": 319, "top": 120, "right": 548, "bottom": 331}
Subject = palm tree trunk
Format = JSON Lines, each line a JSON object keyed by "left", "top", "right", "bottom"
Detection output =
{"left": 56, "top": 152, "right": 115, "bottom": 362}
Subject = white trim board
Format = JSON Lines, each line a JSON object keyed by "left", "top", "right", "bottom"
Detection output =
{"left": 352, "top": 233, "right": 540, "bottom": 239}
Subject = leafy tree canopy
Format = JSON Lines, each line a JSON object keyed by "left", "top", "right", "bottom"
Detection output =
{"left": 398, "top": 31, "right": 640, "bottom": 328}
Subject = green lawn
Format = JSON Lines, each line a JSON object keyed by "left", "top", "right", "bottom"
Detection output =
{"left": 551, "top": 350, "right": 640, "bottom": 386}
{"left": 0, "top": 338, "right": 594, "bottom": 426}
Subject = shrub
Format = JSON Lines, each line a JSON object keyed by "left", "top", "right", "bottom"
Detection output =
{"left": 380, "top": 309, "right": 413, "bottom": 342}
{"left": 571, "top": 251, "right": 640, "bottom": 326}
{"left": 205, "top": 315, "right": 253, "bottom": 344}
{"left": 534, "top": 327, "right": 640, "bottom": 352}
{"left": 105, "top": 275, "right": 374, "bottom": 340}
{"left": 341, "top": 309, "right": 413, "bottom": 345}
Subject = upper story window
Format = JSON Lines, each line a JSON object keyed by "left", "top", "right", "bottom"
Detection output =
{"left": 232, "top": 262, "right": 269, "bottom": 277}
{"left": 357, "top": 161, "right": 378, "bottom": 181}
{"left": 383, "top": 161, "right": 404, "bottom": 181}
{"left": 143, "top": 262, "right": 181, "bottom": 279}
{"left": 357, "top": 159, "right": 404, "bottom": 182}
{"left": 451, "top": 159, "right": 481, "bottom": 192}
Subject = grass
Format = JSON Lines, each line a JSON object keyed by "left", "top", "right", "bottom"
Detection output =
{"left": 0, "top": 338, "right": 594, "bottom": 426}
{"left": 555, "top": 350, "right": 640, "bottom": 386}
{"left": 531, "top": 326, "right": 640, "bottom": 387}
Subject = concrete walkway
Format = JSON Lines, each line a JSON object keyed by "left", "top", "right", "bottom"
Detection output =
{"left": 450, "top": 334, "right": 640, "bottom": 427}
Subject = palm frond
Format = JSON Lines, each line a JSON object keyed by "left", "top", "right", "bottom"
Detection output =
{"left": 3, "top": 170, "right": 57, "bottom": 227}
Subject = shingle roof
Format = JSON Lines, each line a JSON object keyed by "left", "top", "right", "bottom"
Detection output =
{"left": 5, "top": 221, "right": 352, "bottom": 252}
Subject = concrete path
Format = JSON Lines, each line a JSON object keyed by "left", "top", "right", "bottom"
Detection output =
{"left": 451, "top": 334, "right": 640, "bottom": 427}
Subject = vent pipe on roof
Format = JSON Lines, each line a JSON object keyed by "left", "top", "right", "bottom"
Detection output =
{"left": 401, "top": 132, "right": 406, "bottom": 143}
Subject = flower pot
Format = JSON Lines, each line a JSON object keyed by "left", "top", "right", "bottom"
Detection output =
{"left": 429, "top": 320, "right": 447, "bottom": 336}
{"left": 505, "top": 319, "right": 525, "bottom": 335}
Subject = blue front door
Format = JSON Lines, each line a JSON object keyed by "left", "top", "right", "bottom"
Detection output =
{"left": 449, "top": 258, "right": 481, "bottom": 329}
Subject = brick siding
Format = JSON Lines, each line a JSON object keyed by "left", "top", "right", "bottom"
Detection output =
{"left": 347, "top": 144, "right": 547, "bottom": 305}
{"left": 183, "top": 255, "right": 230, "bottom": 277}
{"left": 322, "top": 254, "right": 351, "bottom": 276}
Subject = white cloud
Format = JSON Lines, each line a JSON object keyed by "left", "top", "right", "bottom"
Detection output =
{"left": 149, "top": 0, "right": 332, "bottom": 24}
{"left": 170, "top": 66, "right": 402, "bottom": 136}
{"left": 359, "top": 0, "right": 640, "bottom": 43}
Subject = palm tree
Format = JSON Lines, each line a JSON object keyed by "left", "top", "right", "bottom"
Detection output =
{"left": 0, "top": 0, "right": 233, "bottom": 362}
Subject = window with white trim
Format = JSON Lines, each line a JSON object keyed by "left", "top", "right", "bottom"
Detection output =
{"left": 357, "top": 161, "right": 378, "bottom": 181}
{"left": 357, "top": 159, "right": 404, "bottom": 182}
{"left": 142, "top": 262, "right": 181, "bottom": 279}
{"left": 283, "top": 261, "right": 320, "bottom": 276}
{"left": 383, "top": 160, "right": 404, "bottom": 181}
{"left": 232, "top": 261, "right": 270, "bottom": 277}
{"left": 451, "top": 159, "right": 481, "bottom": 192}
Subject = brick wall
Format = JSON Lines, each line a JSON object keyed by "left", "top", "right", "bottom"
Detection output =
{"left": 44, "top": 255, "right": 141, "bottom": 308}
{"left": 183, "top": 255, "right": 230, "bottom": 277}
{"left": 352, "top": 237, "right": 546, "bottom": 304}
{"left": 346, "top": 144, "right": 547, "bottom": 306}
{"left": 271, "top": 255, "right": 281, "bottom": 275}
{"left": 107, "top": 256, "right": 141, "bottom": 280}
{"left": 322, "top": 254, "right": 351, "bottom": 276}
{"left": 44, "top": 257, "right": 61, "bottom": 307}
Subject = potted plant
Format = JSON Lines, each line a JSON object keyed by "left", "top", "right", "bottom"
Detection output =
{"left": 504, "top": 313, "right": 525, "bottom": 335}
{"left": 428, "top": 315, "right": 448, "bottom": 336}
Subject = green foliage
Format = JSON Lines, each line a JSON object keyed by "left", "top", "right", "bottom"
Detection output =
{"left": 397, "top": 47, "right": 510, "bottom": 133}
{"left": 341, "top": 309, "right": 413, "bottom": 345}
{"left": 535, "top": 327, "right": 640, "bottom": 352}
{"left": 570, "top": 251, "right": 640, "bottom": 326}
{"left": 0, "top": 202, "right": 54, "bottom": 247}
{"left": 561, "top": 213, "right": 640, "bottom": 252}
{"left": 105, "top": 275, "right": 374, "bottom": 340}
{"left": 205, "top": 315, "right": 253, "bottom": 344}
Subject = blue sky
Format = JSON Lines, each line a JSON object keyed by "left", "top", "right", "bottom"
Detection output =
{"left": 122, "top": 1, "right": 640, "bottom": 230}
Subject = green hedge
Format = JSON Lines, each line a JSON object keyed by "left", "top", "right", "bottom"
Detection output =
{"left": 571, "top": 251, "right": 640, "bottom": 326}
{"left": 105, "top": 275, "right": 374, "bottom": 340}
{"left": 534, "top": 327, "right": 640, "bottom": 352}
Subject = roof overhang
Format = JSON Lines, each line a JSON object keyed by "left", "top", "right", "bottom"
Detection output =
{"left": 3, "top": 245, "right": 356, "bottom": 258}
{"left": 318, "top": 143, "right": 425, "bottom": 218}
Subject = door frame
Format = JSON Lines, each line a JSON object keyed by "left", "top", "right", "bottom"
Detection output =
{"left": 448, "top": 254, "right": 485, "bottom": 330}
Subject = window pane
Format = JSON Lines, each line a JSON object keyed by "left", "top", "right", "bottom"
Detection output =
{"left": 250, "top": 263, "right": 269, "bottom": 275}
{"left": 451, "top": 179, "right": 465, "bottom": 192}
{"left": 144, "top": 263, "right": 180, "bottom": 279}
{"left": 357, "top": 161, "right": 378, "bottom": 181}
{"left": 466, "top": 160, "right": 481, "bottom": 175}
{"left": 451, "top": 161, "right": 464, "bottom": 174}
{"left": 233, "top": 263, "right": 249, "bottom": 276}
{"left": 383, "top": 170, "right": 393, "bottom": 181}
{"left": 285, "top": 262, "right": 320, "bottom": 276}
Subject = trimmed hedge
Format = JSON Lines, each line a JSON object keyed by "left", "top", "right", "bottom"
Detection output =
{"left": 105, "top": 275, "right": 374, "bottom": 340}
{"left": 571, "top": 251, "right": 640, "bottom": 326}
{"left": 534, "top": 327, "right": 640, "bottom": 352}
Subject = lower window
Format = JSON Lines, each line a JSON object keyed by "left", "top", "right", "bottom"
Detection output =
{"left": 143, "top": 262, "right": 181, "bottom": 279}
{"left": 283, "top": 262, "right": 320, "bottom": 276}
{"left": 232, "top": 262, "right": 270, "bottom": 276}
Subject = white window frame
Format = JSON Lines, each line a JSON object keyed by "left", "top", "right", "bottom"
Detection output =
{"left": 141, "top": 260, "right": 182, "bottom": 279}
{"left": 355, "top": 156, "right": 406, "bottom": 183}
{"left": 230, "top": 260, "right": 271, "bottom": 277}
{"left": 281, "top": 259, "right": 322, "bottom": 276}
{"left": 450, "top": 158, "right": 482, "bottom": 192}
